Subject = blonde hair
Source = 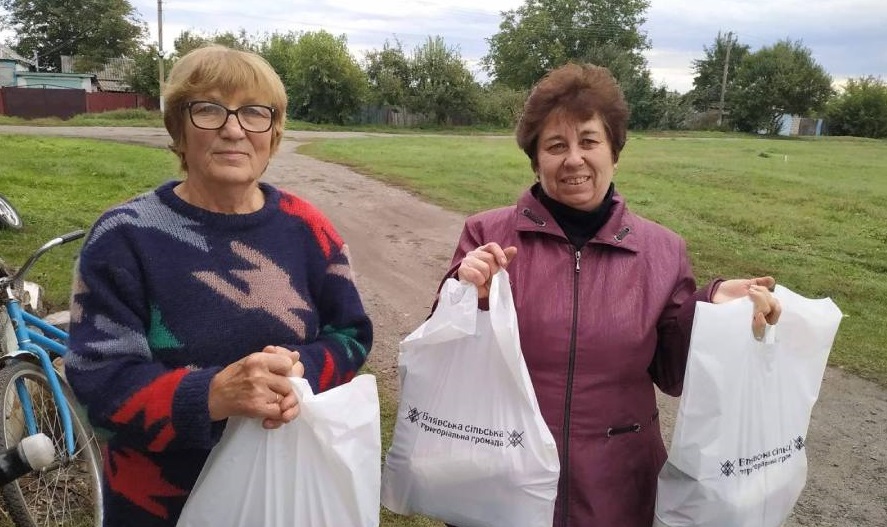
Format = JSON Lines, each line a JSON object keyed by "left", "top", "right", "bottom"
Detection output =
{"left": 163, "top": 45, "right": 288, "bottom": 171}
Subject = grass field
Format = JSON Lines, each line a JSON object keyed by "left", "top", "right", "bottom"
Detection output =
{"left": 299, "top": 133, "right": 887, "bottom": 387}
{"left": 0, "top": 131, "right": 884, "bottom": 527}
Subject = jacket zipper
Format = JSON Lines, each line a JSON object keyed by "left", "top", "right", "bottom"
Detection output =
{"left": 560, "top": 248, "right": 582, "bottom": 527}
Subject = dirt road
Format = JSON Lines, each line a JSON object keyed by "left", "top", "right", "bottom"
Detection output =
{"left": 2, "top": 126, "right": 885, "bottom": 526}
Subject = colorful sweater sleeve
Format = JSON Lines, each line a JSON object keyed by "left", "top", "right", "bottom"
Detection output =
{"left": 277, "top": 192, "right": 372, "bottom": 394}
{"left": 287, "top": 242, "right": 373, "bottom": 394}
{"left": 66, "top": 236, "right": 220, "bottom": 453}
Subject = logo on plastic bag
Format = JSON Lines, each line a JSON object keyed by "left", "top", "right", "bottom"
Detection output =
{"left": 720, "top": 436, "right": 806, "bottom": 477}
{"left": 720, "top": 460, "right": 735, "bottom": 477}
{"left": 506, "top": 430, "right": 524, "bottom": 448}
{"left": 405, "top": 407, "right": 525, "bottom": 449}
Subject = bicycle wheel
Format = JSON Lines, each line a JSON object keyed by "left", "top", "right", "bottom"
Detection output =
{"left": 0, "top": 359, "right": 103, "bottom": 526}
{"left": 0, "top": 194, "right": 23, "bottom": 230}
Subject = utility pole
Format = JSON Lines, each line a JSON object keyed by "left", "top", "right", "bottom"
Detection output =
{"left": 717, "top": 31, "right": 733, "bottom": 128}
{"left": 157, "top": 0, "right": 165, "bottom": 112}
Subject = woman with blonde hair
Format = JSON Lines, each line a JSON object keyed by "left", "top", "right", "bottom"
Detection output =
{"left": 66, "top": 45, "right": 373, "bottom": 526}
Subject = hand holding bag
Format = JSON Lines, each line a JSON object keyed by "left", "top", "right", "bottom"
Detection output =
{"left": 654, "top": 285, "right": 842, "bottom": 527}
{"left": 177, "top": 374, "right": 381, "bottom": 527}
{"left": 381, "top": 270, "right": 560, "bottom": 527}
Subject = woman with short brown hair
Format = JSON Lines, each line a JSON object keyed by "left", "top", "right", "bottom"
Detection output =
{"left": 444, "top": 62, "right": 780, "bottom": 527}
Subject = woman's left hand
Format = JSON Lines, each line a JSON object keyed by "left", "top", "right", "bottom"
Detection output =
{"left": 712, "top": 276, "right": 782, "bottom": 340}
{"left": 262, "top": 346, "right": 304, "bottom": 430}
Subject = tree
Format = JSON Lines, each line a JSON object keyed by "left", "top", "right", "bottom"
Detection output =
{"left": 483, "top": 0, "right": 665, "bottom": 129}
{"left": 826, "top": 76, "right": 887, "bottom": 138}
{"left": 172, "top": 31, "right": 212, "bottom": 57}
{"left": 125, "top": 44, "right": 170, "bottom": 98}
{"left": 408, "top": 36, "right": 479, "bottom": 125}
{"left": 484, "top": 0, "right": 651, "bottom": 90}
{"left": 580, "top": 40, "right": 662, "bottom": 129}
{"left": 690, "top": 32, "right": 750, "bottom": 112}
{"left": 730, "top": 40, "right": 833, "bottom": 134}
{"left": 260, "top": 32, "right": 299, "bottom": 92}
{"left": 656, "top": 91, "right": 695, "bottom": 130}
{"left": 125, "top": 30, "right": 260, "bottom": 98}
{"left": 623, "top": 74, "right": 667, "bottom": 129}
{"left": 363, "top": 39, "right": 411, "bottom": 107}
{"left": 474, "top": 83, "right": 528, "bottom": 128}
{"left": 262, "top": 31, "right": 365, "bottom": 124}
{"left": 173, "top": 29, "right": 259, "bottom": 57}
{"left": 1, "top": 0, "right": 145, "bottom": 72}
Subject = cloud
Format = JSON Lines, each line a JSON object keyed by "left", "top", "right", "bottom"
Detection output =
{"left": 644, "top": 0, "right": 887, "bottom": 90}
{"left": 5, "top": 0, "right": 882, "bottom": 93}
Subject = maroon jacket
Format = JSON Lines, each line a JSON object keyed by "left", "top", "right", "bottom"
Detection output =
{"left": 446, "top": 188, "right": 719, "bottom": 527}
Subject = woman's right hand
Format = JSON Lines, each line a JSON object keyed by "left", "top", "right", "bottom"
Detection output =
{"left": 457, "top": 243, "right": 517, "bottom": 299}
{"left": 208, "top": 345, "right": 303, "bottom": 429}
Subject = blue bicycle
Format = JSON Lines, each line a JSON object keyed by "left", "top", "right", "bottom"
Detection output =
{"left": 0, "top": 231, "right": 102, "bottom": 527}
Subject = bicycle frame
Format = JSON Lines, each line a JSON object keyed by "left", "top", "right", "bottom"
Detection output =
{"left": 3, "top": 285, "right": 77, "bottom": 459}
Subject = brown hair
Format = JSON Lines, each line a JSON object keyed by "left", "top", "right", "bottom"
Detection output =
{"left": 163, "top": 45, "right": 288, "bottom": 172}
{"left": 515, "top": 63, "right": 629, "bottom": 169}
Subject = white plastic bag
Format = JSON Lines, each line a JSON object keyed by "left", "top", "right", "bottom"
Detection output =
{"left": 654, "top": 285, "right": 842, "bottom": 527}
{"left": 177, "top": 374, "right": 381, "bottom": 527}
{"left": 381, "top": 270, "right": 560, "bottom": 527}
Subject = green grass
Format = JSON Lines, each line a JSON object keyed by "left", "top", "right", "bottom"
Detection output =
{"left": 299, "top": 133, "right": 887, "bottom": 387}
{"left": 286, "top": 119, "right": 511, "bottom": 135}
{"left": 0, "top": 135, "right": 177, "bottom": 310}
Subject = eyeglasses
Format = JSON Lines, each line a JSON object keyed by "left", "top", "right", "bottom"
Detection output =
{"left": 186, "top": 101, "right": 276, "bottom": 133}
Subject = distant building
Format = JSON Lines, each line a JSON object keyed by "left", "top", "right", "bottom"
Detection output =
{"left": 14, "top": 71, "right": 94, "bottom": 90}
{"left": 61, "top": 55, "right": 135, "bottom": 92}
{"left": 1, "top": 46, "right": 94, "bottom": 90}
{"left": 777, "top": 114, "right": 828, "bottom": 137}
{"left": 0, "top": 44, "right": 36, "bottom": 87}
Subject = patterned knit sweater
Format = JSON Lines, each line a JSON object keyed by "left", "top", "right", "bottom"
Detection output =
{"left": 66, "top": 181, "right": 373, "bottom": 526}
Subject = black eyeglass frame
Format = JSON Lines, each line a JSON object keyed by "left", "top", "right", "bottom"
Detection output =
{"left": 185, "top": 101, "right": 277, "bottom": 133}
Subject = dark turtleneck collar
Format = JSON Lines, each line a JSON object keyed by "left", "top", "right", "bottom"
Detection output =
{"left": 533, "top": 182, "right": 615, "bottom": 249}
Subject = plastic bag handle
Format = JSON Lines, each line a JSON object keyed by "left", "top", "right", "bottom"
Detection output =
{"left": 487, "top": 270, "right": 545, "bottom": 413}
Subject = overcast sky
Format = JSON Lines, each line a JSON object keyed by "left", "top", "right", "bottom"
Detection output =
{"left": 9, "top": 0, "right": 887, "bottom": 93}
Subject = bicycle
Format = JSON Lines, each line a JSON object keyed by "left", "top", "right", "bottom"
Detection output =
{"left": 0, "top": 195, "right": 23, "bottom": 231}
{"left": 0, "top": 230, "right": 103, "bottom": 527}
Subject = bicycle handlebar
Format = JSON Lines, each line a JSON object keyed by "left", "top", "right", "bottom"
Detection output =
{"left": 0, "top": 230, "right": 86, "bottom": 289}
{"left": 59, "top": 230, "right": 86, "bottom": 244}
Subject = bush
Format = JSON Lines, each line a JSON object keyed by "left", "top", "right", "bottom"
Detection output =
{"left": 473, "top": 84, "right": 527, "bottom": 128}
{"left": 826, "top": 76, "right": 887, "bottom": 139}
